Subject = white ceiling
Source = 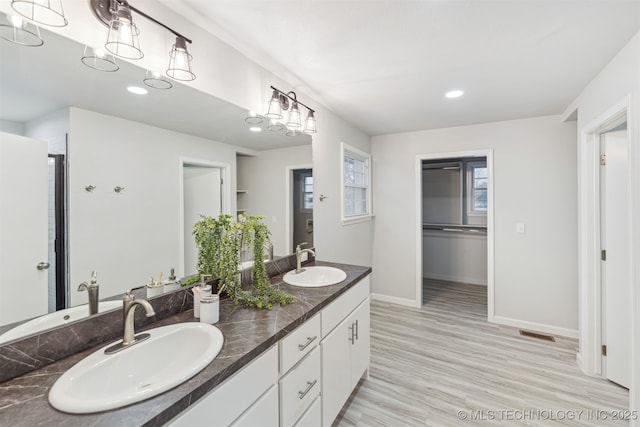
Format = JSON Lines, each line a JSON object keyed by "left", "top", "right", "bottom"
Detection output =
{"left": 159, "top": 0, "right": 640, "bottom": 136}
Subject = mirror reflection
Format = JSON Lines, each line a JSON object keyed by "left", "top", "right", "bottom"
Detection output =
{"left": 0, "top": 17, "right": 312, "bottom": 337}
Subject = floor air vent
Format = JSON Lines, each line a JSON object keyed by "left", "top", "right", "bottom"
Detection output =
{"left": 519, "top": 330, "right": 555, "bottom": 342}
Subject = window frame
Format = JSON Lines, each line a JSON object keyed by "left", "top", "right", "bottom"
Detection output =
{"left": 300, "top": 172, "right": 313, "bottom": 213}
{"left": 340, "top": 142, "right": 373, "bottom": 225}
{"left": 466, "top": 160, "right": 488, "bottom": 216}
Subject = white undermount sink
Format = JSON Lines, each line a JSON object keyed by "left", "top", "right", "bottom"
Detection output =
{"left": 49, "top": 322, "right": 224, "bottom": 414}
{"left": 283, "top": 266, "right": 347, "bottom": 287}
{"left": 0, "top": 300, "right": 122, "bottom": 344}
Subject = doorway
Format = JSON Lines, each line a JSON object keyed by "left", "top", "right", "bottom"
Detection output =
{"left": 291, "top": 168, "right": 314, "bottom": 251}
{"left": 578, "top": 98, "right": 633, "bottom": 396}
{"left": 416, "top": 150, "right": 495, "bottom": 319}
{"left": 180, "top": 159, "right": 229, "bottom": 277}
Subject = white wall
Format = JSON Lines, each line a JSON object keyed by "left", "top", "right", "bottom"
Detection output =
{"left": 0, "top": 120, "right": 24, "bottom": 135}
{"left": 423, "top": 231, "right": 487, "bottom": 285}
{"left": 237, "top": 145, "right": 312, "bottom": 256}
{"left": 372, "top": 116, "right": 578, "bottom": 332}
{"left": 24, "top": 108, "right": 69, "bottom": 155}
{"left": 67, "top": 108, "right": 238, "bottom": 306}
{"left": 312, "top": 110, "right": 373, "bottom": 267}
{"left": 564, "top": 31, "right": 639, "bottom": 416}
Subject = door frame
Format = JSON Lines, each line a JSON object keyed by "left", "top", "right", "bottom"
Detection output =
{"left": 415, "top": 149, "right": 495, "bottom": 320}
{"left": 578, "top": 96, "right": 634, "bottom": 383}
{"left": 285, "top": 164, "right": 312, "bottom": 255}
{"left": 48, "top": 154, "right": 66, "bottom": 311}
{"left": 178, "top": 157, "right": 231, "bottom": 277}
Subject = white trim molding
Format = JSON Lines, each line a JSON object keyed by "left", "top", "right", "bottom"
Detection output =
{"left": 577, "top": 96, "right": 633, "bottom": 379}
{"left": 493, "top": 315, "right": 579, "bottom": 339}
{"left": 371, "top": 293, "right": 422, "bottom": 309}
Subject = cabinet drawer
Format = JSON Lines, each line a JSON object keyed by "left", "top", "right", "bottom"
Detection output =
{"left": 321, "top": 275, "right": 369, "bottom": 338}
{"left": 293, "top": 395, "right": 321, "bottom": 427}
{"left": 280, "top": 313, "right": 321, "bottom": 374}
{"left": 168, "top": 345, "right": 278, "bottom": 427}
{"left": 231, "top": 384, "right": 279, "bottom": 427}
{"left": 279, "top": 347, "right": 321, "bottom": 427}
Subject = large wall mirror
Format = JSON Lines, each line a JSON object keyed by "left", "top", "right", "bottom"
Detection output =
{"left": 0, "top": 15, "right": 312, "bottom": 341}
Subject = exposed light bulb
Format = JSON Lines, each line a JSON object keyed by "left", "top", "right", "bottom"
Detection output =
{"left": 10, "top": 15, "right": 23, "bottom": 28}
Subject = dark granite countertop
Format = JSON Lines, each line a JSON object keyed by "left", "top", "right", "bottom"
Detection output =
{"left": 0, "top": 261, "right": 371, "bottom": 427}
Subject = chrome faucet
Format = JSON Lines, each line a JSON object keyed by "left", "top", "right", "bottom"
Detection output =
{"left": 295, "top": 242, "right": 315, "bottom": 273}
{"left": 77, "top": 270, "right": 99, "bottom": 315}
{"left": 105, "top": 289, "right": 155, "bottom": 355}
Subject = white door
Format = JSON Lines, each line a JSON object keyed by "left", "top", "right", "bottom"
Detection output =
{"left": 0, "top": 132, "right": 49, "bottom": 325}
{"left": 183, "top": 165, "right": 222, "bottom": 276}
{"left": 601, "top": 130, "right": 630, "bottom": 388}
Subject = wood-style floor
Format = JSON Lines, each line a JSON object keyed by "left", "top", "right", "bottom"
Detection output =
{"left": 334, "top": 279, "right": 629, "bottom": 426}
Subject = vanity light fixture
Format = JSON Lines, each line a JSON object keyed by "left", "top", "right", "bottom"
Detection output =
{"left": 265, "top": 86, "right": 318, "bottom": 134}
{"left": 0, "top": 14, "right": 43, "bottom": 46}
{"left": 245, "top": 112, "right": 264, "bottom": 125}
{"left": 105, "top": 1, "right": 142, "bottom": 60}
{"left": 143, "top": 70, "right": 172, "bottom": 89}
{"left": 267, "top": 119, "right": 285, "bottom": 132}
{"left": 11, "top": 0, "right": 68, "bottom": 27}
{"left": 81, "top": 45, "right": 119, "bottom": 72}
{"left": 249, "top": 127, "right": 262, "bottom": 132}
{"left": 90, "top": 0, "right": 196, "bottom": 80}
{"left": 167, "top": 36, "right": 195, "bottom": 81}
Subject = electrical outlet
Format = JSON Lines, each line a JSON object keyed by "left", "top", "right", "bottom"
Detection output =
{"left": 516, "top": 223, "right": 526, "bottom": 234}
{"left": 300, "top": 252, "right": 308, "bottom": 262}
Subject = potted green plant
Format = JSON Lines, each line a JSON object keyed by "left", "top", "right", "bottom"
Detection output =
{"left": 191, "top": 214, "right": 294, "bottom": 309}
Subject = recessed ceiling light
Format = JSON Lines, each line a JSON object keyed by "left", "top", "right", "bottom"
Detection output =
{"left": 127, "top": 86, "right": 148, "bottom": 95}
{"left": 249, "top": 126, "right": 262, "bottom": 132}
{"left": 445, "top": 89, "right": 464, "bottom": 99}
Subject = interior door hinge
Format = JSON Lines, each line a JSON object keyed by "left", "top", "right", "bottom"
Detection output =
{"left": 601, "top": 250, "right": 606, "bottom": 261}
{"left": 220, "top": 177, "right": 224, "bottom": 185}
{"left": 602, "top": 344, "right": 607, "bottom": 356}
{"left": 600, "top": 154, "right": 606, "bottom": 166}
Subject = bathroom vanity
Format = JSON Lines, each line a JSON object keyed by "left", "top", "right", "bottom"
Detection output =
{"left": 0, "top": 261, "right": 371, "bottom": 427}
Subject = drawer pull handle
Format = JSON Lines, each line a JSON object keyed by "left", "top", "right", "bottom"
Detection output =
{"left": 298, "top": 335, "right": 317, "bottom": 351}
{"left": 354, "top": 319, "right": 359, "bottom": 341}
{"left": 298, "top": 379, "right": 318, "bottom": 399}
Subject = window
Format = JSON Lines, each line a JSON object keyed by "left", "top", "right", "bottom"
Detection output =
{"left": 341, "top": 143, "right": 372, "bottom": 224}
{"left": 467, "top": 161, "right": 487, "bottom": 214}
{"left": 301, "top": 173, "right": 313, "bottom": 212}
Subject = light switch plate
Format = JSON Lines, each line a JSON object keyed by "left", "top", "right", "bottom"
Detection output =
{"left": 516, "top": 223, "right": 526, "bottom": 233}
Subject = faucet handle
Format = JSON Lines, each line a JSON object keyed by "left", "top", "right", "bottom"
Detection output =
{"left": 296, "top": 242, "right": 308, "bottom": 250}
{"left": 90, "top": 270, "right": 98, "bottom": 284}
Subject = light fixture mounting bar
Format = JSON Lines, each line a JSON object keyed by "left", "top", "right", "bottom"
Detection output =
{"left": 270, "top": 85, "right": 314, "bottom": 113}
{"left": 90, "top": 0, "right": 192, "bottom": 44}
{"left": 125, "top": 2, "right": 192, "bottom": 44}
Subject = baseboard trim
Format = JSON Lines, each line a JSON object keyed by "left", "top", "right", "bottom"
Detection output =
{"left": 371, "top": 293, "right": 421, "bottom": 308}
{"left": 492, "top": 315, "right": 579, "bottom": 339}
{"left": 423, "top": 273, "right": 487, "bottom": 286}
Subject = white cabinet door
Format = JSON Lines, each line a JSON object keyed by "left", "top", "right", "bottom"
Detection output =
{"left": 349, "top": 299, "right": 370, "bottom": 388}
{"left": 321, "top": 316, "right": 351, "bottom": 427}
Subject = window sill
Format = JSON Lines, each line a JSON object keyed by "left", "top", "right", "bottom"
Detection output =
{"left": 341, "top": 214, "right": 374, "bottom": 226}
